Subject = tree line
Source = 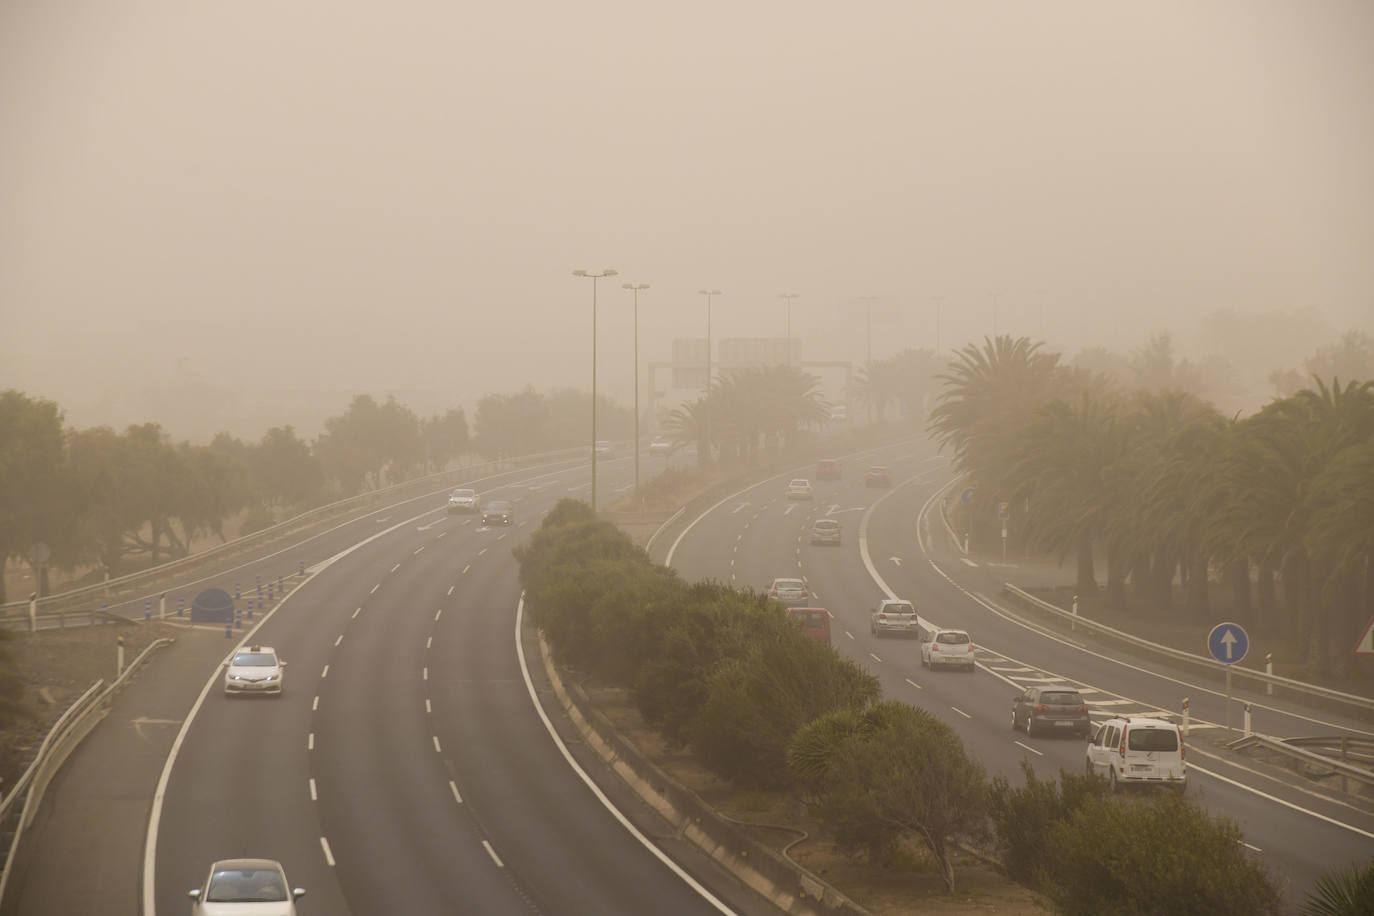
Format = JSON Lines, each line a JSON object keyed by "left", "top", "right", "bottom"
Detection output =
{"left": 516, "top": 499, "right": 1293, "bottom": 911}
{"left": 929, "top": 335, "right": 1374, "bottom": 680}
{"left": 0, "top": 385, "right": 630, "bottom": 602}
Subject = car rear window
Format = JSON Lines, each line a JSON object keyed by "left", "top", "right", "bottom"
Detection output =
{"left": 936, "top": 631, "right": 969, "bottom": 644}
{"left": 1127, "top": 727, "right": 1179, "bottom": 752}
{"left": 1041, "top": 692, "right": 1083, "bottom": 705}
{"left": 813, "top": 520, "right": 839, "bottom": 529}
{"left": 231, "top": 653, "right": 276, "bottom": 667}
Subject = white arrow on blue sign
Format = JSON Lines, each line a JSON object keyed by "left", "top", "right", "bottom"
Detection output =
{"left": 1207, "top": 622, "right": 1249, "bottom": 665}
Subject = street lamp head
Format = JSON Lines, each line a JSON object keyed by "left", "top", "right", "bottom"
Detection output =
{"left": 572, "top": 270, "right": 588, "bottom": 277}
{"left": 603, "top": 268, "right": 618, "bottom": 277}
{"left": 623, "top": 283, "right": 649, "bottom": 291}
{"left": 698, "top": 289, "right": 721, "bottom": 296}
{"left": 574, "top": 268, "right": 618, "bottom": 278}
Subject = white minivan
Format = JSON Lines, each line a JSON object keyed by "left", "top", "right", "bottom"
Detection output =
{"left": 1085, "top": 716, "right": 1186, "bottom": 792}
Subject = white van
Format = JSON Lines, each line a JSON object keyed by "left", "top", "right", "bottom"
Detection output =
{"left": 1085, "top": 716, "right": 1186, "bottom": 792}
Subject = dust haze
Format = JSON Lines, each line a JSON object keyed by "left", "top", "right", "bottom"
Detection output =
{"left": 2, "top": 1, "right": 1371, "bottom": 442}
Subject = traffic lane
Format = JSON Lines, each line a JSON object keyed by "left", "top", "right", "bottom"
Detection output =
{"left": 314, "top": 537, "right": 527, "bottom": 914}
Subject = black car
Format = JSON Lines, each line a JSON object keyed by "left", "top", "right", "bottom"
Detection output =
{"left": 481, "top": 500, "right": 513, "bottom": 526}
{"left": 1010, "top": 685, "right": 1091, "bottom": 737}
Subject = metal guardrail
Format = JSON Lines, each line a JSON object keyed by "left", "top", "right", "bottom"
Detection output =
{"left": 1227, "top": 732, "right": 1374, "bottom": 795}
{"left": 1001, "top": 583, "right": 1374, "bottom": 717}
{"left": 2, "top": 446, "right": 590, "bottom": 620}
{"left": 0, "top": 638, "right": 175, "bottom": 904}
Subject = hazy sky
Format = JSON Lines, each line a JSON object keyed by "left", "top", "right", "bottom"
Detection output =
{"left": 3, "top": 1, "right": 1371, "bottom": 440}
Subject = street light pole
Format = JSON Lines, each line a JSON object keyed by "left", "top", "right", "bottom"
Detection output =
{"left": 697, "top": 289, "right": 721, "bottom": 466}
{"left": 779, "top": 293, "right": 798, "bottom": 364}
{"left": 932, "top": 295, "right": 944, "bottom": 353}
{"left": 623, "top": 282, "right": 649, "bottom": 503}
{"left": 573, "top": 268, "right": 618, "bottom": 512}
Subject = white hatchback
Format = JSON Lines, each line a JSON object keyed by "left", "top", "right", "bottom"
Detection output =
{"left": 224, "top": 646, "right": 286, "bottom": 697}
{"left": 1086, "top": 716, "right": 1187, "bottom": 792}
{"left": 786, "top": 479, "right": 813, "bottom": 500}
{"left": 920, "top": 628, "right": 976, "bottom": 671}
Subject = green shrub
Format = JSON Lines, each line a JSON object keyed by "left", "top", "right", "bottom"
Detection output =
{"left": 1040, "top": 791, "right": 1282, "bottom": 916}
{"left": 1300, "top": 857, "right": 1374, "bottom": 916}
{"left": 0, "top": 627, "right": 27, "bottom": 728}
{"left": 987, "top": 761, "right": 1110, "bottom": 885}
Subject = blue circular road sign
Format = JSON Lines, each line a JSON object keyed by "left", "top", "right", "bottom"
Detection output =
{"left": 1207, "top": 622, "right": 1249, "bottom": 665}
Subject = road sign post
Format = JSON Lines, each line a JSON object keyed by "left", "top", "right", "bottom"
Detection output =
{"left": 1207, "top": 622, "right": 1250, "bottom": 737}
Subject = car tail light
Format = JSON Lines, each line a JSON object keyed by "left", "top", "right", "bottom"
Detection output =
{"left": 1179, "top": 728, "right": 1186, "bottom": 762}
{"left": 931, "top": 642, "right": 939, "bottom": 651}
{"left": 1034, "top": 704, "right": 1048, "bottom": 713}
{"left": 1119, "top": 727, "right": 1128, "bottom": 758}
{"left": 1078, "top": 705, "right": 1088, "bottom": 714}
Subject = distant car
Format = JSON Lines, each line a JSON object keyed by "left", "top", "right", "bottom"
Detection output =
{"left": 1086, "top": 716, "right": 1187, "bottom": 792}
{"left": 767, "top": 577, "right": 809, "bottom": 606}
{"left": 594, "top": 440, "right": 614, "bottom": 456}
{"left": 809, "top": 518, "right": 842, "bottom": 546}
{"left": 189, "top": 858, "right": 304, "bottom": 914}
{"left": 447, "top": 488, "right": 478, "bottom": 514}
{"left": 224, "top": 646, "right": 286, "bottom": 697}
{"left": 864, "top": 465, "right": 891, "bottom": 488}
{"left": 481, "top": 500, "right": 513, "bottom": 526}
{"left": 815, "top": 458, "right": 842, "bottom": 480}
{"left": 648, "top": 435, "right": 673, "bottom": 457}
{"left": 1011, "top": 685, "right": 1092, "bottom": 737}
{"left": 786, "top": 479, "right": 813, "bottom": 500}
{"left": 920, "top": 627, "right": 976, "bottom": 671}
{"left": 786, "top": 607, "right": 832, "bottom": 646}
{"left": 870, "top": 599, "right": 920, "bottom": 637}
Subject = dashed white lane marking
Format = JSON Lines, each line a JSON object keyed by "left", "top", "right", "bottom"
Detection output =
{"left": 352, "top": 607, "right": 361, "bottom": 619}
{"left": 1014, "top": 740, "right": 1043, "bottom": 756}
{"left": 391, "top": 563, "right": 401, "bottom": 572}
{"left": 433, "top": 736, "right": 442, "bottom": 753}
{"left": 1087, "top": 699, "right": 1133, "bottom": 706}
{"left": 1014, "top": 675, "right": 1070, "bottom": 683}
{"left": 426, "top": 636, "right": 432, "bottom": 649}
{"left": 309, "top": 778, "right": 317, "bottom": 800}
{"left": 904, "top": 678, "right": 922, "bottom": 690}
{"left": 447, "top": 586, "right": 455, "bottom": 595}
{"left": 308, "top": 733, "right": 314, "bottom": 750}
{"left": 437, "top": 531, "right": 447, "bottom": 539}
{"left": 951, "top": 707, "right": 972, "bottom": 719}
{"left": 425, "top": 699, "right": 431, "bottom": 714}
{"left": 478, "top": 548, "right": 488, "bottom": 556}
{"left": 334, "top": 635, "right": 343, "bottom": 647}
{"left": 423, "top": 667, "right": 429, "bottom": 680}
{"left": 463, "top": 565, "right": 471, "bottom": 574}
{"left": 413, "top": 546, "right": 424, "bottom": 555}
{"left": 497, "top": 533, "right": 507, "bottom": 540}
{"left": 320, "top": 836, "right": 336, "bottom": 867}
{"left": 869, "top": 653, "right": 883, "bottom": 663}
{"left": 960, "top": 557, "right": 978, "bottom": 567}
{"left": 435, "top": 609, "right": 443, "bottom": 621}
{"left": 482, "top": 841, "right": 504, "bottom": 867}
{"left": 450, "top": 781, "right": 463, "bottom": 804}
{"left": 321, "top": 665, "right": 329, "bottom": 678}
{"left": 1243, "top": 841, "right": 1262, "bottom": 852}
{"left": 845, "top": 631, "right": 855, "bottom": 640}
{"left": 990, "top": 666, "right": 1033, "bottom": 673}
{"left": 312, "top": 696, "right": 319, "bottom": 711}
{"left": 370, "top": 584, "right": 380, "bottom": 594}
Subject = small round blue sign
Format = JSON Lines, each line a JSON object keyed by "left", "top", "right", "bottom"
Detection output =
{"left": 1207, "top": 622, "right": 1249, "bottom": 665}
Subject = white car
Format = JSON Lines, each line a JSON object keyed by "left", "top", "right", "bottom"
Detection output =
{"left": 224, "top": 645, "right": 286, "bottom": 696}
{"left": 920, "top": 627, "right": 976, "bottom": 671}
{"left": 785, "top": 479, "right": 813, "bottom": 500}
{"left": 648, "top": 435, "right": 673, "bottom": 457}
{"left": 189, "top": 858, "right": 304, "bottom": 914}
{"left": 447, "top": 488, "right": 478, "bottom": 514}
{"left": 1086, "top": 716, "right": 1187, "bottom": 792}
{"left": 870, "top": 599, "right": 920, "bottom": 637}
{"left": 767, "top": 577, "right": 809, "bottom": 606}
{"left": 594, "top": 440, "right": 615, "bottom": 456}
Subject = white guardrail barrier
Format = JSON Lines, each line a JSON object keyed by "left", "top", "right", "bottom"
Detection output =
{"left": 1, "top": 444, "right": 595, "bottom": 625}
{"left": 0, "top": 638, "right": 176, "bottom": 903}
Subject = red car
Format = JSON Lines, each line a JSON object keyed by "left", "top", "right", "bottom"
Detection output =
{"left": 816, "top": 458, "right": 842, "bottom": 480}
{"left": 864, "top": 465, "right": 891, "bottom": 488}
{"left": 786, "top": 607, "right": 832, "bottom": 646}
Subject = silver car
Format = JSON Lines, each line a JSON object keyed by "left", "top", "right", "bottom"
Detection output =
{"left": 870, "top": 599, "right": 920, "bottom": 637}
{"left": 921, "top": 627, "right": 976, "bottom": 671}
{"left": 223, "top": 646, "right": 286, "bottom": 696}
{"left": 189, "top": 858, "right": 304, "bottom": 914}
{"left": 768, "top": 577, "right": 809, "bottom": 606}
{"left": 809, "top": 518, "right": 842, "bottom": 546}
{"left": 447, "top": 488, "right": 479, "bottom": 513}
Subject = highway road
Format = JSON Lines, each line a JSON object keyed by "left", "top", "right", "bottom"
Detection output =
{"left": 662, "top": 437, "right": 1374, "bottom": 907}
{"left": 144, "top": 451, "right": 770, "bottom": 915}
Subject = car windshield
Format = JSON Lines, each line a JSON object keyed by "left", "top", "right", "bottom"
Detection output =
{"left": 773, "top": 579, "right": 804, "bottom": 589}
{"left": 207, "top": 867, "right": 288, "bottom": 902}
{"left": 813, "top": 520, "right": 839, "bottom": 528}
{"left": 1127, "top": 727, "right": 1179, "bottom": 752}
{"left": 936, "top": 631, "right": 969, "bottom": 644}
{"left": 486, "top": 501, "right": 510, "bottom": 510}
{"left": 885, "top": 603, "right": 914, "bottom": 615}
{"left": 452, "top": 489, "right": 474, "bottom": 498}
{"left": 1041, "top": 691, "right": 1082, "bottom": 705}
{"left": 230, "top": 653, "right": 276, "bottom": 667}
{"left": 869, "top": 466, "right": 887, "bottom": 472}
{"left": 790, "top": 480, "right": 808, "bottom": 487}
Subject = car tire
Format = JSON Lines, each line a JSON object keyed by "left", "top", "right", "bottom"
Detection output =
{"left": 1110, "top": 768, "right": 1120, "bottom": 794}
{"left": 1025, "top": 715, "right": 1035, "bottom": 737}
{"left": 1010, "top": 709, "right": 1018, "bottom": 730}
{"left": 1086, "top": 758, "right": 1094, "bottom": 777}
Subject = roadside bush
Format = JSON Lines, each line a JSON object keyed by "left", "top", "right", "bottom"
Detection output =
{"left": 790, "top": 701, "right": 987, "bottom": 892}
{"left": 688, "top": 617, "right": 880, "bottom": 789}
{"left": 0, "top": 627, "right": 27, "bottom": 728}
{"left": 1300, "top": 857, "right": 1374, "bottom": 916}
{"left": 1040, "top": 791, "right": 1283, "bottom": 916}
{"left": 987, "top": 761, "right": 1110, "bottom": 885}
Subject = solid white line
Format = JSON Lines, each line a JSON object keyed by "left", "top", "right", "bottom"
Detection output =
{"left": 433, "top": 736, "right": 442, "bottom": 753}
{"left": 990, "top": 666, "right": 1034, "bottom": 673}
{"left": 1189, "top": 762, "right": 1374, "bottom": 839}
{"left": 308, "top": 733, "right": 314, "bottom": 750}
{"left": 320, "top": 836, "right": 336, "bottom": 867}
{"left": 515, "top": 595, "right": 738, "bottom": 913}
{"left": 1013, "top": 740, "right": 1043, "bottom": 756}
{"left": 447, "top": 586, "right": 455, "bottom": 595}
{"left": 951, "top": 707, "right": 972, "bottom": 719}
{"left": 312, "top": 696, "right": 319, "bottom": 711}
{"left": 390, "top": 563, "right": 400, "bottom": 573}
{"left": 904, "top": 678, "right": 922, "bottom": 690}
{"left": 334, "top": 635, "right": 343, "bottom": 647}
{"left": 450, "top": 781, "right": 463, "bottom": 804}
{"left": 321, "top": 665, "right": 329, "bottom": 678}
{"left": 482, "top": 840, "right": 504, "bottom": 867}
{"left": 309, "top": 778, "right": 317, "bottom": 800}
{"left": 1243, "top": 841, "right": 1263, "bottom": 852}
